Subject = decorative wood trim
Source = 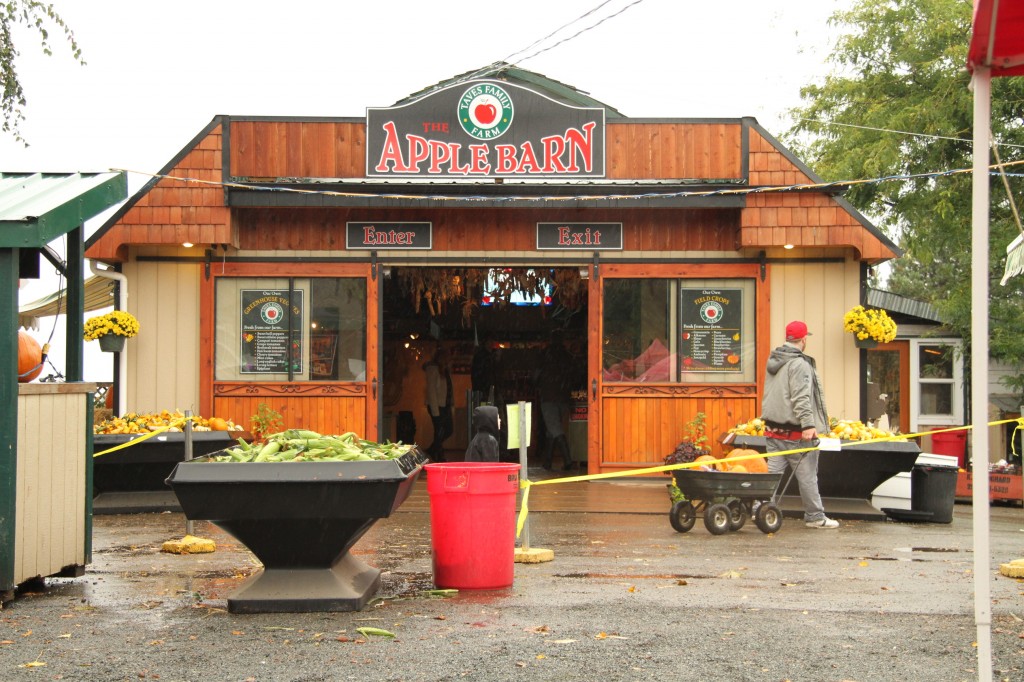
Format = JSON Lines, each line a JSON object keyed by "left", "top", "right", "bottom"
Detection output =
{"left": 601, "top": 384, "right": 757, "bottom": 397}
{"left": 214, "top": 382, "right": 367, "bottom": 397}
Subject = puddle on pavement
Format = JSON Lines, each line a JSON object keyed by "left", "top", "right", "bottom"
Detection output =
{"left": 373, "top": 572, "right": 512, "bottom": 605}
{"left": 846, "top": 546, "right": 964, "bottom": 562}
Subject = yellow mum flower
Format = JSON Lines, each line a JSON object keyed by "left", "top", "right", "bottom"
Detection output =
{"left": 842, "top": 306, "right": 897, "bottom": 343}
{"left": 84, "top": 311, "right": 140, "bottom": 341}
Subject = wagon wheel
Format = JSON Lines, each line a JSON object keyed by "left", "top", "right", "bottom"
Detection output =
{"left": 727, "top": 499, "right": 747, "bottom": 531}
{"left": 703, "top": 503, "right": 732, "bottom": 535}
{"left": 754, "top": 502, "right": 784, "bottom": 534}
{"left": 669, "top": 500, "right": 696, "bottom": 533}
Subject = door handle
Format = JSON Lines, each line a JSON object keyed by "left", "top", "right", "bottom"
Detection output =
{"left": 372, "top": 377, "right": 378, "bottom": 400}
{"left": 591, "top": 378, "right": 597, "bottom": 401}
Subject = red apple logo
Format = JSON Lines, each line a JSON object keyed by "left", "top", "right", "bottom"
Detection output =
{"left": 475, "top": 103, "right": 497, "bottom": 125}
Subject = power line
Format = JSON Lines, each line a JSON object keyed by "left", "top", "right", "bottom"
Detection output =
{"left": 797, "top": 118, "right": 1024, "bottom": 151}
{"left": 409, "top": 0, "right": 647, "bottom": 102}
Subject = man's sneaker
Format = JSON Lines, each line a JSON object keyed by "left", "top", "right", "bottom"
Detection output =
{"left": 806, "top": 517, "right": 839, "bottom": 529}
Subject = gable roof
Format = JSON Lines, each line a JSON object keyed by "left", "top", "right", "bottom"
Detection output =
{"left": 394, "top": 62, "right": 626, "bottom": 117}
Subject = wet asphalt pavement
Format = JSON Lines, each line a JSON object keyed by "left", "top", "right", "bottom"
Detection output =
{"left": 2, "top": 478, "right": 1024, "bottom": 682}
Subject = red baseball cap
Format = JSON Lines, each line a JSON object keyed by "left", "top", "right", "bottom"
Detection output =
{"left": 785, "top": 320, "right": 811, "bottom": 341}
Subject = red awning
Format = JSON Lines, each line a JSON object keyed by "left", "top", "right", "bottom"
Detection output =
{"left": 968, "top": 0, "right": 1024, "bottom": 77}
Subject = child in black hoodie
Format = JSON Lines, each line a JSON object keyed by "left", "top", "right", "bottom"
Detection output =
{"left": 465, "top": 405, "right": 500, "bottom": 462}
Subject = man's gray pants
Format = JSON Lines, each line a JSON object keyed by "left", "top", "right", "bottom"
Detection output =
{"left": 765, "top": 437, "right": 827, "bottom": 522}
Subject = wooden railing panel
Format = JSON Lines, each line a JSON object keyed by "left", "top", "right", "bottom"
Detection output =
{"left": 600, "top": 391, "right": 759, "bottom": 465}
{"left": 213, "top": 384, "right": 367, "bottom": 437}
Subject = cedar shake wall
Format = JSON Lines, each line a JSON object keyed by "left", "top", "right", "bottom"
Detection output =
{"left": 86, "top": 119, "right": 896, "bottom": 263}
{"left": 86, "top": 125, "right": 232, "bottom": 262}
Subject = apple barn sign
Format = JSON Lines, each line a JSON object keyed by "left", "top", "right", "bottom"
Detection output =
{"left": 366, "top": 80, "right": 606, "bottom": 178}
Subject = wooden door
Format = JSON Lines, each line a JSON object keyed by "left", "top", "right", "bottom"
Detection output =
{"left": 588, "top": 263, "right": 769, "bottom": 474}
{"left": 866, "top": 341, "right": 910, "bottom": 436}
{"left": 200, "top": 262, "right": 379, "bottom": 439}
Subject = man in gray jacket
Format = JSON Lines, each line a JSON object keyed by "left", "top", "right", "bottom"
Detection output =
{"left": 761, "top": 320, "right": 839, "bottom": 529}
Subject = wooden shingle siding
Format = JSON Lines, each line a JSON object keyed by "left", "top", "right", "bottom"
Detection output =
{"left": 87, "top": 125, "right": 231, "bottom": 262}
{"left": 740, "top": 193, "right": 896, "bottom": 260}
{"left": 748, "top": 129, "right": 813, "bottom": 186}
{"left": 235, "top": 207, "right": 741, "bottom": 252}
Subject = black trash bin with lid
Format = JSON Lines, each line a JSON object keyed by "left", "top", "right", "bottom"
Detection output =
{"left": 911, "top": 464, "right": 959, "bottom": 523}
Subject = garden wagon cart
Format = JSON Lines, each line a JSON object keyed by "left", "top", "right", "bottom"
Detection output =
{"left": 669, "top": 469, "right": 786, "bottom": 535}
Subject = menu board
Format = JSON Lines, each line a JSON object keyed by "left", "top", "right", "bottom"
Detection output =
{"left": 679, "top": 288, "right": 742, "bottom": 373}
{"left": 240, "top": 290, "right": 304, "bottom": 374}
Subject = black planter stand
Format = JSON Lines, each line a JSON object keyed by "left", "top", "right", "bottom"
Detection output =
{"left": 166, "top": 451, "right": 424, "bottom": 613}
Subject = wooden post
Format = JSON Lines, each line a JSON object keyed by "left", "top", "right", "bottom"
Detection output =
{"left": 1, "top": 248, "right": 19, "bottom": 590}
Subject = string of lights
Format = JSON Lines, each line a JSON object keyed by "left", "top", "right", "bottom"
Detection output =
{"left": 111, "top": 158, "right": 1024, "bottom": 205}
{"left": 796, "top": 118, "right": 1024, "bottom": 150}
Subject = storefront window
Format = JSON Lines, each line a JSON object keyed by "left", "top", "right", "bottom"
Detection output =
{"left": 215, "top": 277, "right": 366, "bottom": 382}
{"left": 602, "top": 278, "right": 756, "bottom": 383}
{"left": 918, "top": 344, "right": 955, "bottom": 416}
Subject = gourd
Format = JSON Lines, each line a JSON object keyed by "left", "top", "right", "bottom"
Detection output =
{"left": 18, "top": 331, "right": 43, "bottom": 383}
{"left": 727, "top": 447, "right": 768, "bottom": 473}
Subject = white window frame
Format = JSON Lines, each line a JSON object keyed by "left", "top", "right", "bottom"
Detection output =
{"left": 909, "top": 338, "right": 964, "bottom": 432}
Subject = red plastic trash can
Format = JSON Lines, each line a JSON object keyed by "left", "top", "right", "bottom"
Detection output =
{"left": 425, "top": 462, "right": 520, "bottom": 589}
{"left": 931, "top": 430, "right": 967, "bottom": 468}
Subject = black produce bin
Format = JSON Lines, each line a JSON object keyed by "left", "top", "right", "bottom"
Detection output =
{"left": 911, "top": 465, "right": 959, "bottom": 523}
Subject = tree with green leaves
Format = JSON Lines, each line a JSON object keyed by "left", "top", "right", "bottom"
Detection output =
{"left": 1, "top": 1, "right": 82, "bottom": 144}
{"left": 787, "top": 0, "right": 1024, "bottom": 399}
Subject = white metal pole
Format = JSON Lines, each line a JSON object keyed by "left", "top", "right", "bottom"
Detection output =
{"left": 517, "top": 400, "right": 530, "bottom": 551}
{"left": 184, "top": 409, "right": 194, "bottom": 537}
{"left": 970, "top": 66, "right": 993, "bottom": 682}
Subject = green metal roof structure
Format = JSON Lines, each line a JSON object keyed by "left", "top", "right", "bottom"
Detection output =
{"left": 1, "top": 170, "right": 127, "bottom": 591}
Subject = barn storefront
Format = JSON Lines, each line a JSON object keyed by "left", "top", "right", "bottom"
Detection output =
{"left": 86, "top": 66, "right": 899, "bottom": 475}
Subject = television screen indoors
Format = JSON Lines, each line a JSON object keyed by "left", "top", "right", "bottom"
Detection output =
{"left": 480, "top": 268, "right": 554, "bottom": 306}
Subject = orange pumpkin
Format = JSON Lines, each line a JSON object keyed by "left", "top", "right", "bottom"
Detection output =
{"left": 729, "top": 447, "right": 768, "bottom": 473}
{"left": 694, "top": 454, "right": 721, "bottom": 470}
{"left": 18, "top": 331, "right": 43, "bottom": 383}
{"left": 208, "top": 417, "right": 230, "bottom": 431}
{"left": 728, "top": 464, "right": 748, "bottom": 473}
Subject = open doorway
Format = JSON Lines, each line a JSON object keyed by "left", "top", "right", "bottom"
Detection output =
{"left": 380, "top": 266, "right": 589, "bottom": 470}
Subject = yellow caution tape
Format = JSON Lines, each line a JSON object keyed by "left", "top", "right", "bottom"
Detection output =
{"left": 515, "top": 418, "right": 1022, "bottom": 538}
{"left": 92, "top": 417, "right": 195, "bottom": 457}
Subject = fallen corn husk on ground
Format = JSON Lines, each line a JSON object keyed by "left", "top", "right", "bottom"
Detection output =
{"left": 999, "top": 557, "right": 1024, "bottom": 578}
{"left": 161, "top": 534, "right": 216, "bottom": 554}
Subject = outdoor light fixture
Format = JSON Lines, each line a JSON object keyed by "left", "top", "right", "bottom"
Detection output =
{"left": 182, "top": 242, "right": 194, "bottom": 248}
{"left": 783, "top": 244, "right": 795, "bottom": 250}
{"left": 579, "top": 266, "right": 589, "bottom": 279}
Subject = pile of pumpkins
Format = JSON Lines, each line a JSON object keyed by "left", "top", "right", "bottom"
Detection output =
{"left": 691, "top": 447, "right": 768, "bottom": 474}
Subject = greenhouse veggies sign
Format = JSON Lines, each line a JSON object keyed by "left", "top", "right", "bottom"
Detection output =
{"left": 241, "top": 290, "right": 304, "bottom": 374}
{"left": 366, "top": 80, "right": 605, "bottom": 178}
{"left": 679, "top": 288, "right": 743, "bottom": 373}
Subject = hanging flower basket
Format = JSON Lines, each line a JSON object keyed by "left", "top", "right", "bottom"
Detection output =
{"left": 84, "top": 310, "right": 140, "bottom": 350}
{"left": 98, "top": 334, "right": 126, "bottom": 353}
{"left": 843, "top": 306, "right": 896, "bottom": 346}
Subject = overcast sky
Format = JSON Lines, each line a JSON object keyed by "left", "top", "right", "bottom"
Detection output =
{"left": 6, "top": 0, "right": 851, "bottom": 379}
